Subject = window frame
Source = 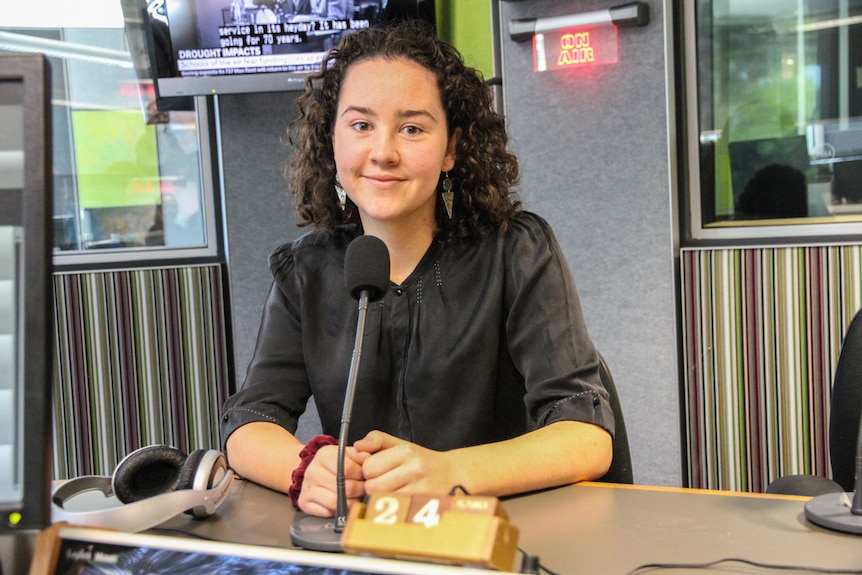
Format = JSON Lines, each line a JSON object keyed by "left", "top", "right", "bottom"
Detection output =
{"left": 681, "top": 0, "right": 862, "bottom": 245}
{"left": 52, "top": 96, "right": 223, "bottom": 270}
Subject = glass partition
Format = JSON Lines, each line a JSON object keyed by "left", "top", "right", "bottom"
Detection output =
{"left": 685, "top": 0, "right": 862, "bottom": 241}
{"left": 0, "top": 24, "right": 219, "bottom": 265}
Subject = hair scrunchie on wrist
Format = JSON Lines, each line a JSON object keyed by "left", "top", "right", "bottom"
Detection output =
{"left": 288, "top": 434, "right": 338, "bottom": 509}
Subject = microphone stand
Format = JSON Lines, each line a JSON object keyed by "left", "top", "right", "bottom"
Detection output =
{"left": 804, "top": 415, "right": 862, "bottom": 534}
{"left": 289, "top": 287, "right": 373, "bottom": 552}
{"left": 334, "top": 287, "right": 371, "bottom": 532}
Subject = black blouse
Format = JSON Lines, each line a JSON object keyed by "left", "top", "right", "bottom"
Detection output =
{"left": 220, "top": 211, "right": 615, "bottom": 450}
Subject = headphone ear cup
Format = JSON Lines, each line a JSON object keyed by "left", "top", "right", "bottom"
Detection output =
{"left": 177, "top": 449, "right": 208, "bottom": 491}
{"left": 112, "top": 445, "right": 188, "bottom": 504}
{"left": 178, "top": 449, "right": 228, "bottom": 518}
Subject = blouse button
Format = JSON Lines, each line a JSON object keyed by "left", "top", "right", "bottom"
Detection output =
{"left": 394, "top": 288, "right": 404, "bottom": 296}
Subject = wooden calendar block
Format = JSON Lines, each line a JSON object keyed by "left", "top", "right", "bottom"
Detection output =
{"left": 341, "top": 493, "right": 519, "bottom": 571}
{"left": 364, "top": 493, "right": 412, "bottom": 525}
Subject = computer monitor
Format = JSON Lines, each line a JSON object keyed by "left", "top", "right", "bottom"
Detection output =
{"left": 728, "top": 135, "right": 812, "bottom": 198}
{"left": 728, "top": 135, "right": 813, "bottom": 218}
{"left": 0, "top": 53, "right": 54, "bottom": 533}
{"left": 31, "top": 525, "right": 519, "bottom": 575}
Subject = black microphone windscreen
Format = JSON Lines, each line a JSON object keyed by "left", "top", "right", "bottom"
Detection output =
{"left": 345, "top": 235, "right": 390, "bottom": 302}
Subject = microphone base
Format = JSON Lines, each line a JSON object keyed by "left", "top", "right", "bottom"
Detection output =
{"left": 804, "top": 492, "right": 862, "bottom": 535}
{"left": 289, "top": 514, "right": 344, "bottom": 552}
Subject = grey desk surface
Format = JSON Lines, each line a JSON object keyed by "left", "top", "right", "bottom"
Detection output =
{"left": 158, "top": 479, "right": 862, "bottom": 574}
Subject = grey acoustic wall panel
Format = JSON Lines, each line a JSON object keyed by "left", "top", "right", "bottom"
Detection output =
{"left": 499, "top": 0, "right": 681, "bottom": 485}
{"left": 218, "top": 91, "right": 321, "bottom": 440}
{"left": 218, "top": 92, "right": 300, "bottom": 384}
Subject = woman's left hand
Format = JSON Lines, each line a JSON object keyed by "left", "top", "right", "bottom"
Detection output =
{"left": 350, "top": 431, "right": 460, "bottom": 495}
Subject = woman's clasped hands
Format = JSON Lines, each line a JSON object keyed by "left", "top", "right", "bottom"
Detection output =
{"left": 296, "top": 431, "right": 460, "bottom": 517}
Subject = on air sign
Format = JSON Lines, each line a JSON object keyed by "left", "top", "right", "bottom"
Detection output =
{"left": 533, "top": 25, "right": 619, "bottom": 72}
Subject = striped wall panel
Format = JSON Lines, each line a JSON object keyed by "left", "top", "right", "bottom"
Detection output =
{"left": 681, "top": 245, "right": 862, "bottom": 491}
{"left": 52, "top": 265, "right": 231, "bottom": 479}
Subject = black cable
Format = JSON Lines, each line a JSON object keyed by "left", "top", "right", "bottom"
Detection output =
{"left": 538, "top": 561, "right": 563, "bottom": 575}
{"left": 626, "top": 557, "right": 862, "bottom": 574}
{"left": 447, "top": 485, "right": 470, "bottom": 496}
{"left": 518, "top": 546, "right": 563, "bottom": 575}
{"left": 519, "top": 549, "right": 539, "bottom": 575}
{"left": 516, "top": 550, "right": 862, "bottom": 575}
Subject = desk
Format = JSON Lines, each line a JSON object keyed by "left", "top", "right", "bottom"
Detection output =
{"left": 158, "top": 479, "right": 862, "bottom": 574}
{"left": 504, "top": 483, "right": 861, "bottom": 574}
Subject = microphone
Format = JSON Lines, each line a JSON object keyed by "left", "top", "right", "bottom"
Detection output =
{"left": 804, "top": 415, "right": 862, "bottom": 534}
{"left": 290, "top": 235, "right": 390, "bottom": 552}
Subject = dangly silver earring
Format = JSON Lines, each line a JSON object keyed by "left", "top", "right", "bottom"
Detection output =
{"left": 442, "top": 172, "right": 454, "bottom": 220}
{"left": 335, "top": 178, "right": 346, "bottom": 210}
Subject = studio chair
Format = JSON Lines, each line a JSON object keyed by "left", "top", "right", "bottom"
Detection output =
{"left": 595, "top": 355, "right": 634, "bottom": 484}
{"left": 766, "top": 308, "right": 862, "bottom": 496}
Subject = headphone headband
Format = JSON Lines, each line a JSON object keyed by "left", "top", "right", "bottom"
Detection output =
{"left": 51, "top": 469, "right": 234, "bottom": 532}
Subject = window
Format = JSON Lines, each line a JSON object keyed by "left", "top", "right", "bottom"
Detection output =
{"left": 0, "top": 16, "right": 219, "bottom": 265}
{"left": 684, "top": 0, "right": 862, "bottom": 241}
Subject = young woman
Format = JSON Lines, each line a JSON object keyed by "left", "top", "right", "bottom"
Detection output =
{"left": 220, "top": 20, "right": 614, "bottom": 518}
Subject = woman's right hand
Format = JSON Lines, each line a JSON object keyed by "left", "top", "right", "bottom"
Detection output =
{"left": 297, "top": 444, "right": 368, "bottom": 516}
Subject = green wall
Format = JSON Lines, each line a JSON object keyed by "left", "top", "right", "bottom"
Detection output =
{"left": 436, "top": 1, "right": 494, "bottom": 80}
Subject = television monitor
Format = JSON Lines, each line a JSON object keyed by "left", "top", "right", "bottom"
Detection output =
{"left": 120, "top": 0, "right": 195, "bottom": 113}
{"left": 0, "top": 53, "right": 53, "bottom": 534}
{"left": 141, "top": 0, "right": 436, "bottom": 98}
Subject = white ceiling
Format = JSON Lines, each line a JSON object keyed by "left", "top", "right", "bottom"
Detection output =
{"left": 4, "top": 0, "right": 124, "bottom": 28}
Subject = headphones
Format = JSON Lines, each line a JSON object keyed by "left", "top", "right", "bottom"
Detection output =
{"left": 51, "top": 445, "right": 234, "bottom": 532}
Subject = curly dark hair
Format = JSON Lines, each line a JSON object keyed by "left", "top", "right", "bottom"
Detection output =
{"left": 287, "top": 19, "right": 521, "bottom": 244}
